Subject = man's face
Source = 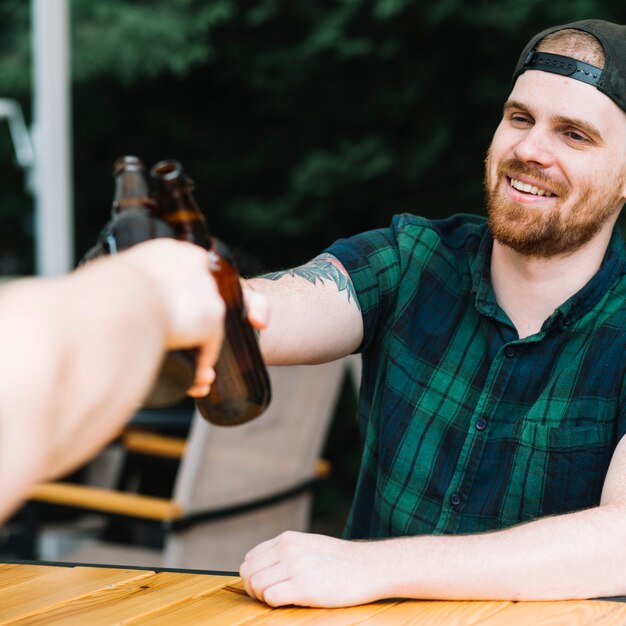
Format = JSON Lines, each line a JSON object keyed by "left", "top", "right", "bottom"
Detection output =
{"left": 485, "top": 69, "right": 626, "bottom": 258}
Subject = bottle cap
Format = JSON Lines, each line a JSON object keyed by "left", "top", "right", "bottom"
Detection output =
{"left": 113, "top": 155, "right": 145, "bottom": 175}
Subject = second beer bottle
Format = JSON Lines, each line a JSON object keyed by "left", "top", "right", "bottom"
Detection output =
{"left": 91, "top": 156, "right": 197, "bottom": 408}
{"left": 150, "top": 159, "right": 272, "bottom": 426}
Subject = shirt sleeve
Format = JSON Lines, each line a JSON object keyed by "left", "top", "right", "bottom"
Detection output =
{"left": 324, "top": 214, "right": 407, "bottom": 353}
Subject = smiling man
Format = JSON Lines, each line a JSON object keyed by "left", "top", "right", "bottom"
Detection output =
{"left": 239, "top": 20, "right": 626, "bottom": 607}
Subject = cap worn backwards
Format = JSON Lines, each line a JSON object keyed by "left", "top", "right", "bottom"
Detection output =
{"left": 511, "top": 19, "right": 626, "bottom": 113}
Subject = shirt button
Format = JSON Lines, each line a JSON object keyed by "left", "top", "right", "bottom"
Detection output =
{"left": 475, "top": 418, "right": 488, "bottom": 431}
{"left": 504, "top": 345, "right": 516, "bottom": 358}
{"left": 450, "top": 493, "right": 462, "bottom": 506}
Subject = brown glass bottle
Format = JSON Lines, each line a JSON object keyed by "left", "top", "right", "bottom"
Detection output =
{"left": 150, "top": 159, "right": 271, "bottom": 426}
{"left": 88, "top": 155, "right": 196, "bottom": 408}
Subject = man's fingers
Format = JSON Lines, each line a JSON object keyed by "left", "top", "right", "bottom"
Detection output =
{"left": 243, "top": 286, "right": 269, "bottom": 330}
{"left": 248, "top": 567, "right": 290, "bottom": 606}
{"left": 262, "top": 580, "right": 297, "bottom": 608}
{"left": 240, "top": 538, "right": 282, "bottom": 600}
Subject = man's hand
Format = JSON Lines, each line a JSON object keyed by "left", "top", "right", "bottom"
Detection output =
{"left": 239, "top": 531, "right": 384, "bottom": 608}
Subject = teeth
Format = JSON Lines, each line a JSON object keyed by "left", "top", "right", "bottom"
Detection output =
{"left": 510, "top": 178, "right": 553, "bottom": 197}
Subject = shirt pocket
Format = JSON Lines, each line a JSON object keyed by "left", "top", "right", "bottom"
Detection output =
{"left": 516, "top": 421, "right": 614, "bottom": 518}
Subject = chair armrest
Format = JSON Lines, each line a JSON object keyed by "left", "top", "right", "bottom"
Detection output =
{"left": 315, "top": 458, "right": 331, "bottom": 479}
{"left": 29, "top": 482, "right": 183, "bottom": 522}
{"left": 122, "top": 430, "right": 187, "bottom": 459}
{"left": 122, "top": 431, "right": 331, "bottom": 481}
{"left": 29, "top": 455, "right": 330, "bottom": 532}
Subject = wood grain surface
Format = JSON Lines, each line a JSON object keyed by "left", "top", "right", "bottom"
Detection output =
{"left": 1, "top": 563, "right": 625, "bottom": 625}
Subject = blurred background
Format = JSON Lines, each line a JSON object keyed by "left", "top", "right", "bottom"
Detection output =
{"left": 1, "top": 0, "right": 625, "bottom": 543}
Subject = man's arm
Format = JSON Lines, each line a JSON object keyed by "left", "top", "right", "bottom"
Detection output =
{"left": 247, "top": 253, "right": 363, "bottom": 365}
{"left": 0, "top": 239, "right": 226, "bottom": 523}
{"left": 240, "top": 434, "right": 626, "bottom": 607}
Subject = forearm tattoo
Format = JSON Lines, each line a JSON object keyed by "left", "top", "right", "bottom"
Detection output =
{"left": 260, "top": 254, "right": 360, "bottom": 310}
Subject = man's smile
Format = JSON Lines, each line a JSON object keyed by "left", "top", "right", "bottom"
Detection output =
{"left": 509, "top": 177, "right": 555, "bottom": 197}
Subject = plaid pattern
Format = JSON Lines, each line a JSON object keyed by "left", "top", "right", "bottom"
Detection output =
{"left": 326, "top": 214, "right": 626, "bottom": 540}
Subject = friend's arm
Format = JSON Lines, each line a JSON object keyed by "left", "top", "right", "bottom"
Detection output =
{"left": 240, "top": 433, "right": 626, "bottom": 607}
{"left": 247, "top": 253, "right": 363, "bottom": 365}
{"left": 0, "top": 239, "right": 225, "bottom": 522}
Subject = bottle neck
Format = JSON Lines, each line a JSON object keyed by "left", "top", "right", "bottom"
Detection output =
{"left": 112, "top": 171, "right": 155, "bottom": 215}
{"left": 154, "top": 181, "right": 212, "bottom": 248}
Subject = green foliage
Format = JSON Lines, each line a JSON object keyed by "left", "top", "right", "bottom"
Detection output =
{"left": 0, "top": 0, "right": 624, "bottom": 274}
{"left": 71, "top": 0, "right": 234, "bottom": 83}
{"left": 0, "top": 1, "right": 31, "bottom": 95}
{"left": 0, "top": 0, "right": 236, "bottom": 93}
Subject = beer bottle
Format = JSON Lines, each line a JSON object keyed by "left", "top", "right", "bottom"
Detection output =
{"left": 91, "top": 155, "right": 196, "bottom": 408}
{"left": 150, "top": 159, "right": 271, "bottom": 426}
{"left": 101, "top": 155, "right": 175, "bottom": 253}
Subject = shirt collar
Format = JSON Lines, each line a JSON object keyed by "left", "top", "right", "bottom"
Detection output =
{"left": 470, "top": 225, "right": 497, "bottom": 317}
{"left": 470, "top": 224, "right": 626, "bottom": 330}
{"left": 555, "top": 227, "right": 626, "bottom": 329}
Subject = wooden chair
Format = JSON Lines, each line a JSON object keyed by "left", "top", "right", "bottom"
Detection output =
{"left": 25, "top": 357, "right": 359, "bottom": 571}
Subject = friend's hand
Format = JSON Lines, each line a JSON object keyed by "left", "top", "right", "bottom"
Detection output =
{"left": 119, "top": 239, "right": 226, "bottom": 395}
{"left": 239, "top": 531, "right": 384, "bottom": 608}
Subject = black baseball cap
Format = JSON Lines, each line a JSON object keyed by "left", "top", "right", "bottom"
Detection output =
{"left": 511, "top": 19, "right": 626, "bottom": 114}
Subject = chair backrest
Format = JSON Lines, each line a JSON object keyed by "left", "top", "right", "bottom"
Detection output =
{"left": 163, "top": 355, "right": 359, "bottom": 570}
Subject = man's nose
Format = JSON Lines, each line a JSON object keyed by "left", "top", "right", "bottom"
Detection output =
{"left": 513, "top": 126, "right": 555, "bottom": 168}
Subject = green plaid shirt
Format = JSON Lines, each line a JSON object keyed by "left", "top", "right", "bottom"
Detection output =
{"left": 326, "top": 214, "right": 626, "bottom": 540}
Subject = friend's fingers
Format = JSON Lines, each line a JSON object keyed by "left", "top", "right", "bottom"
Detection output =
{"left": 186, "top": 314, "right": 223, "bottom": 397}
{"left": 186, "top": 366, "right": 215, "bottom": 398}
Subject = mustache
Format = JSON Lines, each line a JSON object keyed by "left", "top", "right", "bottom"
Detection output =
{"left": 496, "top": 158, "right": 568, "bottom": 197}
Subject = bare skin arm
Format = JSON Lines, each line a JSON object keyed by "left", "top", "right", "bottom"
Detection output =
{"left": 247, "top": 253, "right": 363, "bottom": 365}
{"left": 240, "top": 435, "right": 626, "bottom": 607}
{"left": 0, "top": 239, "right": 226, "bottom": 522}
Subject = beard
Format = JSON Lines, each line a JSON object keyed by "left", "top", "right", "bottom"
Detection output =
{"left": 485, "top": 150, "right": 623, "bottom": 258}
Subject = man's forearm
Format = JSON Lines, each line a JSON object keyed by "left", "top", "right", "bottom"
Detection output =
{"left": 247, "top": 274, "right": 336, "bottom": 365}
{"left": 376, "top": 503, "right": 626, "bottom": 601}
{"left": 241, "top": 503, "right": 626, "bottom": 607}
{"left": 247, "top": 255, "right": 363, "bottom": 365}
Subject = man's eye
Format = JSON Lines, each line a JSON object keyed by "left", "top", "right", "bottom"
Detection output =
{"left": 510, "top": 114, "right": 532, "bottom": 126}
{"left": 564, "top": 130, "right": 588, "bottom": 143}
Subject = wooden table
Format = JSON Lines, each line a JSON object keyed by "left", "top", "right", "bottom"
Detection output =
{"left": 1, "top": 561, "right": 626, "bottom": 625}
